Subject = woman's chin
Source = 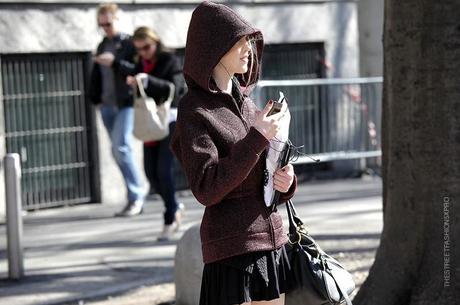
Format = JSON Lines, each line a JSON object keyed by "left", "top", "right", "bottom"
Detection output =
{"left": 236, "top": 66, "right": 248, "bottom": 74}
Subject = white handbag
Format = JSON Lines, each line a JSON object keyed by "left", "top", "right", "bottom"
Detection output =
{"left": 133, "top": 74, "right": 175, "bottom": 142}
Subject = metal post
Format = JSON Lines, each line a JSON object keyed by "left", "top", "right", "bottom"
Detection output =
{"left": 4, "top": 153, "right": 24, "bottom": 279}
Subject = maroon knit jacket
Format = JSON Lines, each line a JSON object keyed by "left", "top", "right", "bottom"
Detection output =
{"left": 170, "top": 1, "right": 297, "bottom": 264}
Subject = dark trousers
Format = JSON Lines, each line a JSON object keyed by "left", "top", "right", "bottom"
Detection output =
{"left": 143, "top": 121, "right": 179, "bottom": 225}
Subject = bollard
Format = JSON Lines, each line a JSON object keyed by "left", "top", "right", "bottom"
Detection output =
{"left": 4, "top": 153, "right": 24, "bottom": 280}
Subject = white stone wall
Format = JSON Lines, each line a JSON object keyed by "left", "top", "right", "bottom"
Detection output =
{"left": 0, "top": 2, "right": 360, "bottom": 77}
{"left": 0, "top": 1, "right": 360, "bottom": 217}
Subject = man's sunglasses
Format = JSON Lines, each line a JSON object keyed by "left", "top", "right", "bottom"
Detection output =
{"left": 98, "top": 22, "right": 112, "bottom": 28}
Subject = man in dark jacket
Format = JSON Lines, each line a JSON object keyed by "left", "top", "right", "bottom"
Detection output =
{"left": 89, "top": 3, "right": 145, "bottom": 217}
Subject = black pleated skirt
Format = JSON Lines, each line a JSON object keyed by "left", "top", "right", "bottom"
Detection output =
{"left": 199, "top": 243, "right": 292, "bottom": 305}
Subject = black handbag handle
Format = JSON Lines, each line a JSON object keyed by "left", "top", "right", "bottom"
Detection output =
{"left": 286, "top": 200, "right": 304, "bottom": 231}
{"left": 286, "top": 199, "right": 298, "bottom": 237}
{"left": 286, "top": 199, "right": 310, "bottom": 244}
{"left": 286, "top": 199, "right": 321, "bottom": 253}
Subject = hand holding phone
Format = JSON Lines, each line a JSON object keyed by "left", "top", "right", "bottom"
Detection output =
{"left": 254, "top": 92, "right": 288, "bottom": 140}
{"left": 267, "top": 92, "right": 287, "bottom": 116}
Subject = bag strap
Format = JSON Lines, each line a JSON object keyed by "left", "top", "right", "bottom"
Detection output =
{"left": 135, "top": 75, "right": 148, "bottom": 99}
{"left": 164, "top": 82, "right": 175, "bottom": 106}
{"left": 286, "top": 199, "right": 323, "bottom": 254}
{"left": 135, "top": 74, "right": 176, "bottom": 107}
{"left": 285, "top": 199, "right": 298, "bottom": 236}
{"left": 286, "top": 199, "right": 308, "bottom": 240}
{"left": 334, "top": 276, "right": 353, "bottom": 305}
{"left": 287, "top": 200, "right": 304, "bottom": 227}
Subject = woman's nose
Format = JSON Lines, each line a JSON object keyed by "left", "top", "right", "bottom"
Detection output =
{"left": 244, "top": 40, "right": 251, "bottom": 52}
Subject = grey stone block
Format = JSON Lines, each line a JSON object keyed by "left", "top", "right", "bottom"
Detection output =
{"left": 173, "top": 223, "right": 315, "bottom": 305}
{"left": 174, "top": 223, "right": 203, "bottom": 305}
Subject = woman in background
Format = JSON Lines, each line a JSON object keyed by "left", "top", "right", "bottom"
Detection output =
{"left": 126, "top": 26, "right": 186, "bottom": 241}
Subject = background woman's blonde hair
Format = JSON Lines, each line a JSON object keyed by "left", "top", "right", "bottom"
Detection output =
{"left": 133, "top": 26, "right": 171, "bottom": 53}
{"left": 97, "top": 3, "right": 118, "bottom": 16}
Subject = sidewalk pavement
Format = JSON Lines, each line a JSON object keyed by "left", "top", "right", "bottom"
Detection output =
{"left": 0, "top": 177, "right": 383, "bottom": 305}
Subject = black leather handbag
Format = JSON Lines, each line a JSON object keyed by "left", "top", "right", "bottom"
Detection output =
{"left": 285, "top": 199, "right": 356, "bottom": 305}
{"left": 275, "top": 140, "right": 355, "bottom": 304}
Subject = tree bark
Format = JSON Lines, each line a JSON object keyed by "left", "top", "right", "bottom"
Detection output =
{"left": 354, "top": 1, "right": 460, "bottom": 304}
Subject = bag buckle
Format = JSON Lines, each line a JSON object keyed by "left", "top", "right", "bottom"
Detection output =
{"left": 288, "top": 231, "right": 302, "bottom": 245}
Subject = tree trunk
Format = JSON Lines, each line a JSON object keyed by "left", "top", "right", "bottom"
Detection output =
{"left": 354, "top": 1, "right": 460, "bottom": 304}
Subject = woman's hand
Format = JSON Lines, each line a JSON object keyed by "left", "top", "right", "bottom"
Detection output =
{"left": 273, "top": 164, "right": 294, "bottom": 193}
{"left": 126, "top": 75, "right": 137, "bottom": 87}
{"left": 126, "top": 73, "right": 148, "bottom": 87}
{"left": 253, "top": 100, "right": 287, "bottom": 140}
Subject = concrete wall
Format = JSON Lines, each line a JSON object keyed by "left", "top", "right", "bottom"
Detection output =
{"left": 0, "top": 1, "right": 360, "bottom": 75}
{"left": 0, "top": 0, "right": 360, "bottom": 218}
{"left": 358, "top": 0, "right": 384, "bottom": 76}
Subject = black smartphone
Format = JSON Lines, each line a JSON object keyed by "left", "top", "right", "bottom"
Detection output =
{"left": 267, "top": 92, "right": 286, "bottom": 116}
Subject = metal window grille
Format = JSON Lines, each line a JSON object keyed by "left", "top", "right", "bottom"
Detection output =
{"left": 174, "top": 42, "right": 326, "bottom": 80}
{"left": 1, "top": 52, "right": 100, "bottom": 210}
{"left": 261, "top": 42, "right": 326, "bottom": 79}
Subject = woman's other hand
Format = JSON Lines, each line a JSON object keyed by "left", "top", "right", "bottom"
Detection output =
{"left": 253, "top": 100, "right": 287, "bottom": 140}
{"left": 273, "top": 164, "right": 294, "bottom": 193}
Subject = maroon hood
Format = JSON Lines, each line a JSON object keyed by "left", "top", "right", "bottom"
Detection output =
{"left": 183, "top": 1, "right": 264, "bottom": 94}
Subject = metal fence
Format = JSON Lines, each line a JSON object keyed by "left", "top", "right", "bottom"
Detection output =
{"left": 253, "top": 77, "right": 383, "bottom": 164}
{"left": 174, "top": 77, "right": 383, "bottom": 191}
{"left": 1, "top": 52, "right": 100, "bottom": 210}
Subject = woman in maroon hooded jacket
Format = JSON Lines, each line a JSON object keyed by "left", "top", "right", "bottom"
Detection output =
{"left": 170, "top": 2, "right": 297, "bottom": 304}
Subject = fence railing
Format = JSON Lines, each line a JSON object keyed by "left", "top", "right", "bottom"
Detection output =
{"left": 252, "top": 77, "right": 383, "bottom": 164}
{"left": 173, "top": 77, "right": 383, "bottom": 191}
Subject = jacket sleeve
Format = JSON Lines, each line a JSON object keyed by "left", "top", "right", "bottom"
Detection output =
{"left": 112, "top": 58, "right": 137, "bottom": 76}
{"left": 144, "top": 56, "right": 185, "bottom": 106}
{"left": 172, "top": 111, "right": 269, "bottom": 207}
{"left": 144, "top": 75, "right": 174, "bottom": 103}
{"left": 112, "top": 39, "right": 137, "bottom": 76}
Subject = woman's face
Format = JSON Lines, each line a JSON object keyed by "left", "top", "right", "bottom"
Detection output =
{"left": 220, "top": 36, "right": 252, "bottom": 75}
{"left": 134, "top": 38, "right": 158, "bottom": 61}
